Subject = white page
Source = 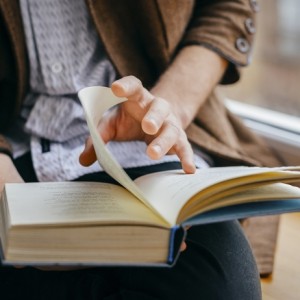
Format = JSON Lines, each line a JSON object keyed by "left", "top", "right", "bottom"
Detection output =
{"left": 5, "top": 182, "right": 167, "bottom": 227}
{"left": 78, "top": 86, "right": 169, "bottom": 224}
{"left": 134, "top": 167, "right": 300, "bottom": 225}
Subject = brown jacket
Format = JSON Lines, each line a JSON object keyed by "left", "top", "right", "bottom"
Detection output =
{"left": 0, "top": 0, "right": 281, "bottom": 167}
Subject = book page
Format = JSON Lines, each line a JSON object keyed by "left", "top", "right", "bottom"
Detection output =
{"left": 204, "top": 182, "right": 300, "bottom": 211}
{"left": 179, "top": 182, "right": 300, "bottom": 222}
{"left": 134, "top": 167, "right": 300, "bottom": 225}
{"left": 78, "top": 87, "right": 168, "bottom": 224}
{"left": 4, "top": 182, "right": 168, "bottom": 227}
{"left": 78, "top": 86, "right": 300, "bottom": 226}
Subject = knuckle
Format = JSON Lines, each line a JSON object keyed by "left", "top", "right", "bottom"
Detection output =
{"left": 128, "top": 75, "right": 142, "bottom": 87}
{"left": 165, "top": 120, "right": 181, "bottom": 135}
{"left": 158, "top": 97, "right": 170, "bottom": 111}
{"left": 177, "top": 135, "right": 192, "bottom": 153}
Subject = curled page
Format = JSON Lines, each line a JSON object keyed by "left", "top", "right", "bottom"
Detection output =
{"left": 78, "top": 86, "right": 169, "bottom": 225}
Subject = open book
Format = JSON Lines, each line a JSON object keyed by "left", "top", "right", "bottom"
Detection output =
{"left": 1, "top": 86, "right": 300, "bottom": 267}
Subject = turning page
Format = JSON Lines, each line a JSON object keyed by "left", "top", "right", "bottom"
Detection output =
{"left": 78, "top": 86, "right": 168, "bottom": 224}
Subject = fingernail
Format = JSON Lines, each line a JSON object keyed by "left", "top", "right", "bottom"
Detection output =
{"left": 144, "top": 117, "right": 158, "bottom": 134}
{"left": 148, "top": 117, "right": 157, "bottom": 127}
{"left": 152, "top": 144, "right": 161, "bottom": 155}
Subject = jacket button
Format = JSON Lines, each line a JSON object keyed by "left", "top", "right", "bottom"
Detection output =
{"left": 51, "top": 62, "right": 63, "bottom": 74}
{"left": 249, "top": 0, "right": 260, "bottom": 12}
{"left": 236, "top": 38, "right": 250, "bottom": 53}
{"left": 245, "top": 18, "right": 256, "bottom": 34}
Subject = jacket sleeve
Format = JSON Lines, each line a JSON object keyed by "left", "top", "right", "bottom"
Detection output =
{"left": 181, "top": 0, "right": 259, "bottom": 84}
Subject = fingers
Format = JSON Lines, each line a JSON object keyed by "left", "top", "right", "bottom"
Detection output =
{"left": 142, "top": 97, "right": 170, "bottom": 135}
{"left": 111, "top": 76, "right": 142, "bottom": 97}
{"left": 112, "top": 76, "right": 153, "bottom": 109}
{"left": 79, "top": 108, "right": 120, "bottom": 167}
{"left": 109, "top": 76, "right": 196, "bottom": 173}
{"left": 180, "top": 226, "right": 191, "bottom": 252}
{"left": 146, "top": 119, "right": 196, "bottom": 174}
{"left": 111, "top": 77, "right": 172, "bottom": 135}
{"left": 173, "top": 137, "right": 196, "bottom": 174}
{"left": 146, "top": 120, "right": 181, "bottom": 159}
{"left": 180, "top": 241, "right": 187, "bottom": 252}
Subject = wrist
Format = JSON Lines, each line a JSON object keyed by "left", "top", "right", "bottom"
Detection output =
{"left": 151, "top": 45, "right": 228, "bottom": 128}
{"left": 0, "top": 153, "right": 23, "bottom": 191}
{"left": 0, "top": 148, "right": 13, "bottom": 161}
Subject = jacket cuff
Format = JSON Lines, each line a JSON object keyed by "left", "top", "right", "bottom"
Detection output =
{"left": 182, "top": 41, "right": 241, "bottom": 84}
{"left": 181, "top": 0, "right": 258, "bottom": 84}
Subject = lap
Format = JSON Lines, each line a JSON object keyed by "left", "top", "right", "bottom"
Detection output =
{"left": 3, "top": 154, "right": 261, "bottom": 299}
{"left": 1, "top": 221, "right": 261, "bottom": 300}
{"left": 113, "top": 221, "right": 261, "bottom": 299}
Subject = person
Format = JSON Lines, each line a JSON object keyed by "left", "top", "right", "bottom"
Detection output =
{"left": 0, "top": 0, "right": 280, "bottom": 299}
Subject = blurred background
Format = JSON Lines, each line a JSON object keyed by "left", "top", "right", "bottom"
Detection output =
{"left": 218, "top": 0, "right": 300, "bottom": 117}
{"left": 219, "top": 2, "right": 300, "bottom": 299}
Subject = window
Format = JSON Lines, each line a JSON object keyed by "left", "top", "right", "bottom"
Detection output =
{"left": 219, "top": 0, "right": 300, "bottom": 117}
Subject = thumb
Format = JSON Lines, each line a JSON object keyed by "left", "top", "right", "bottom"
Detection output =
{"left": 79, "top": 114, "right": 117, "bottom": 166}
{"left": 80, "top": 104, "right": 120, "bottom": 167}
{"left": 79, "top": 136, "right": 97, "bottom": 166}
{"left": 180, "top": 241, "right": 187, "bottom": 252}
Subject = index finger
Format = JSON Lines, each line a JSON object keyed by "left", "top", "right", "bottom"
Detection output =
{"left": 111, "top": 76, "right": 154, "bottom": 107}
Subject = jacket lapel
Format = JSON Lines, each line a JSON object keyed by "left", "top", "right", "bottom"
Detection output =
{"left": 155, "top": 0, "right": 194, "bottom": 53}
{"left": 85, "top": 0, "right": 149, "bottom": 84}
{"left": 85, "top": 0, "right": 168, "bottom": 87}
{"left": 0, "top": 0, "right": 171, "bottom": 91}
{"left": 0, "top": 0, "right": 28, "bottom": 106}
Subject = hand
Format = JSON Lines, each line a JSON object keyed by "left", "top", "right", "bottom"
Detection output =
{"left": 180, "top": 225, "right": 191, "bottom": 252}
{"left": 180, "top": 241, "right": 187, "bottom": 252}
{"left": 80, "top": 76, "right": 196, "bottom": 174}
{"left": 0, "top": 153, "right": 24, "bottom": 192}
{"left": 0, "top": 155, "right": 80, "bottom": 271}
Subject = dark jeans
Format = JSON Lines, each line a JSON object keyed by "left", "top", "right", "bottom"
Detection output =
{"left": 0, "top": 153, "right": 262, "bottom": 300}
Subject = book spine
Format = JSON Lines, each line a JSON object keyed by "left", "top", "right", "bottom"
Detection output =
{"left": 167, "top": 225, "right": 186, "bottom": 265}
